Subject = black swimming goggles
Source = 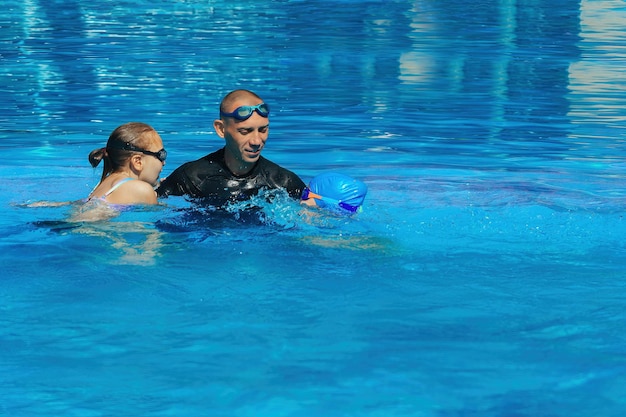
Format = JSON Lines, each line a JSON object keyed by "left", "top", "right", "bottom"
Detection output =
{"left": 110, "top": 142, "right": 167, "bottom": 163}
{"left": 220, "top": 103, "right": 270, "bottom": 121}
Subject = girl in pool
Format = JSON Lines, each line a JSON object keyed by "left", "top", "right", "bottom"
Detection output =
{"left": 25, "top": 122, "right": 165, "bottom": 216}
{"left": 24, "top": 122, "right": 168, "bottom": 258}
{"left": 87, "top": 122, "right": 166, "bottom": 205}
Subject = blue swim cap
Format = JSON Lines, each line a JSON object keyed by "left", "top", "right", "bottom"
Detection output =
{"left": 306, "top": 172, "right": 367, "bottom": 213}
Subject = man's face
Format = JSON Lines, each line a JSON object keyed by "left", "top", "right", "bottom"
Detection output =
{"left": 215, "top": 97, "right": 270, "bottom": 173}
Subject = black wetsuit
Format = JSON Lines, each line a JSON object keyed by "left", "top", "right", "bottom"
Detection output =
{"left": 156, "top": 148, "right": 305, "bottom": 206}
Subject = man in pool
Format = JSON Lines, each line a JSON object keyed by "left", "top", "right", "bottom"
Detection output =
{"left": 156, "top": 89, "right": 305, "bottom": 206}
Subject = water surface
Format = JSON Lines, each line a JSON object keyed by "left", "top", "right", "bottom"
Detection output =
{"left": 2, "top": 1, "right": 626, "bottom": 416}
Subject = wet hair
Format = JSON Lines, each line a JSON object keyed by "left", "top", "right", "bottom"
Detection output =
{"left": 88, "top": 122, "right": 157, "bottom": 182}
{"left": 219, "top": 89, "right": 263, "bottom": 116}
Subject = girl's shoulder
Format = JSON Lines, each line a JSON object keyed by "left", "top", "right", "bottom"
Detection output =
{"left": 108, "top": 178, "right": 157, "bottom": 205}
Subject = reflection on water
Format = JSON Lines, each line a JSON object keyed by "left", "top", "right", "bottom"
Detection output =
{"left": 398, "top": 0, "right": 581, "bottom": 159}
{"left": 32, "top": 214, "right": 166, "bottom": 266}
{"left": 4, "top": 1, "right": 623, "bottom": 175}
{"left": 568, "top": 0, "right": 626, "bottom": 126}
{"left": 2, "top": 0, "right": 624, "bottom": 200}
{"left": 76, "top": 221, "right": 164, "bottom": 266}
{"left": 24, "top": 197, "right": 168, "bottom": 265}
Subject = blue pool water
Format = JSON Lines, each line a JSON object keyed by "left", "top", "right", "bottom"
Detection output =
{"left": 2, "top": 0, "right": 626, "bottom": 415}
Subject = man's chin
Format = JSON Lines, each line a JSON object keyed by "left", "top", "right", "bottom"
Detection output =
{"left": 244, "top": 152, "right": 261, "bottom": 162}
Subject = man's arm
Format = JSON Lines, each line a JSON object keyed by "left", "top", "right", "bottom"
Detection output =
{"left": 156, "top": 165, "right": 189, "bottom": 197}
{"left": 281, "top": 168, "right": 306, "bottom": 200}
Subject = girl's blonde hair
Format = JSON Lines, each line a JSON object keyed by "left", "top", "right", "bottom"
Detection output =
{"left": 88, "top": 122, "right": 156, "bottom": 182}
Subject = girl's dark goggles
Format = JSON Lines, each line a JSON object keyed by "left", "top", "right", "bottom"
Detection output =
{"left": 112, "top": 142, "right": 167, "bottom": 162}
{"left": 220, "top": 103, "right": 270, "bottom": 121}
{"left": 136, "top": 147, "right": 167, "bottom": 163}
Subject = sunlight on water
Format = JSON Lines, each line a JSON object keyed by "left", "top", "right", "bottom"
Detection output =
{"left": 568, "top": 0, "right": 626, "bottom": 130}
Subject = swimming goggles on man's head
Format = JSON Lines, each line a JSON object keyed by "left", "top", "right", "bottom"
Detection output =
{"left": 301, "top": 187, "right": 360, "bottom": 213}
{"left": 220, "top": 103, "right": 270, "bottom": 121}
